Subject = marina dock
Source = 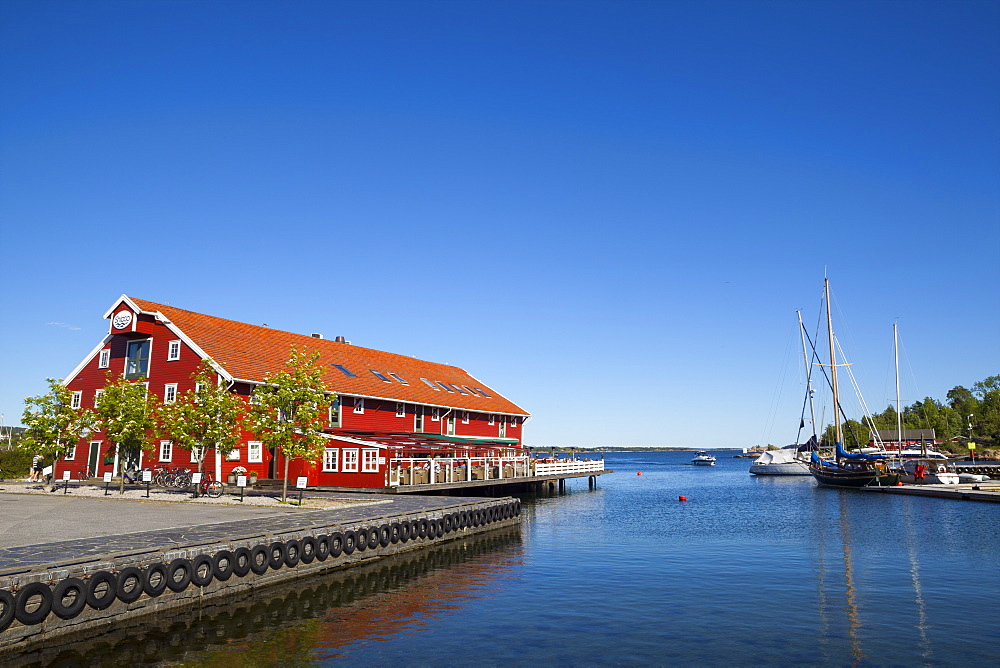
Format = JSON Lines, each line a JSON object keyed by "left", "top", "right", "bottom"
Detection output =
{"left": 859, "top": 480, "right": 1000, "bottom": 502}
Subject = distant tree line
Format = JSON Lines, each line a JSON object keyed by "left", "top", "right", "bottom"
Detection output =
{"left": 821, "top": 374, "right": 1000, "bottom": 451}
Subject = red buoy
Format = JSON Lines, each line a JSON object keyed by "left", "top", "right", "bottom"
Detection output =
{"left": 637, "top": 472, "right": 642, "bottom": 476}
{"left": 679, "top": 496, "right": 687, "bottom": 502}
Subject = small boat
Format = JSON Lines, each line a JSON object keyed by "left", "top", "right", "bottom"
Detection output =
{"left": 692, "top": 451, "right": 716, "bottom": 466}
{"left": 750, "top": 448, "right": 812, "bottom": 475}
{"left": 899, "top": 459, "right": 960, "bottom": 485}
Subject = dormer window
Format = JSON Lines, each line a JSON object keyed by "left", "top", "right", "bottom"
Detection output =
{"left": 125, "top": 340, "right": 150, "bottom": 379}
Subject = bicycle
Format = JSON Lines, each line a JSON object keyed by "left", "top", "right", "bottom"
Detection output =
{"left": 191, "top": 471, "right": 224, "bottom": 498}
{"left": 77, "top": 466, "right": 93, "bottom": 481}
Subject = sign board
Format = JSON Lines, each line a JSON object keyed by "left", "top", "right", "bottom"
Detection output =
{"left": 236, "top": 475, "right": 247, "bottom": 487}
{"left": 378, "top": 457, "right": 386, "bottom": 465}
{"left": 62, "top": 470, "right": 72, "bottom": 481}
{"left": 296, "top": 476, "right": 308, "bottom": 489}
{"left": 191, "top": 472, "right": 202, "bottom": 484}
{"left": 43, "top": 465, "right": 53, "bottom": 476}
{"left": 968, "top": 442, "right": 977, "bottom": 450}
{"left": 142, "top": 470, "right": 153, "bottom": 482}
{"left": 103, "top": 472, "right": 113, "bottom": 483}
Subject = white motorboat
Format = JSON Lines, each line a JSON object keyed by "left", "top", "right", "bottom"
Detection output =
{"left": 749, "top": 448, "right": 812, "bottom": 475}
{"left": 692, "top": 451, "right": 716, "bottom": 466}
{"left": 899, "top": 459, "right": 960, "bottom": 485}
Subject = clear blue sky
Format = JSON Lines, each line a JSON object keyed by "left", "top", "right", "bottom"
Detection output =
{"left": 2, "top": 0, "right": 998, "bottom": 448}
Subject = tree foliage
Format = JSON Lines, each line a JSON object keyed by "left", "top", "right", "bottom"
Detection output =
{"left": 20, "top": 378, "right": 96, "bottom": 482}
{"left": 94, "top": 372, "right": 157, "bottom": 492}
{"left": 157, "top": 359, "right": 245, "bottom": 477}
{"left": 247, "top": 346, "right": 331, "bottom": 502}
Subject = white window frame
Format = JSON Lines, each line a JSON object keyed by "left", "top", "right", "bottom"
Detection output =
{"left": 343, "top": 449, "right": 359, "bottom": 472}
{"left": 94, "top": 388, "right": 104, "bottom": 407}
{"left": 98, "top": 349, "right": 110, "bottom": 369}
{"left": 446, "top": 414, "right": 456, "bottom": 436}
{"left": 489, "top": 414, "right": 496, "bottom": 425}
{"left": 248, "top": 441, "right": 263, "bottom": 463}
{"left": 414, "top": 405, "right": 424, "bottom": 432}
{"left": 323, "top": 448, "right": 339, "bottom": 472}
{"left": 125, "top": 338, "right": 152, "bottom": 379}
{"left": 167, "top": 340, "right": 181, "bottom": 361}
{"left": 462, "top": 410, "right": 470, "bottom": 424}
{"left": 164, "top": 383, "right": 178, "bottom": 404}
{"left": 396, "top": 402, "right": 405, "bottom": 418}
{"left": 190, "top": 445, "right": 203, "bottom": 463}
{"left": 362, "top": 449, "right": 379, "bottom": 472}
{"left": 329, "top": 399, "right": 341, "bottom": 428}
{"left": 353, "top": 397, "right": 364, "bottom": 414}
{"left": 499, "top": 421, "right": 507, "bottom": 438}
{"left": 432, "top": 407, "right": 441, "bottom": 422}
{"left": 64, "top": 443, "right": 77, "bottom": 460}
{"left": 71, "top": 391, "right": 82, "bottom": 409}
{"left": 160, "top": 440, "right": 173, "bottom": 462}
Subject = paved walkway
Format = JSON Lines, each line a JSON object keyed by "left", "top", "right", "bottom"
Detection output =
{"left": 0, "top": 491, "right": 485, "bottom": 573}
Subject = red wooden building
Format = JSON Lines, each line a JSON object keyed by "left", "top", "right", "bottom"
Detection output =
{"left": 62, "top": 295, "right": 531, "bottom": 489}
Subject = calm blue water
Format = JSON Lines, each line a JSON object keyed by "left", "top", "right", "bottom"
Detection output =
{"left": 46, "top": 451, "right": 1000, "bottom": 666}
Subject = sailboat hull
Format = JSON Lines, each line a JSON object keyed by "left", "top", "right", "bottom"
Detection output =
{"left": 809, "top": 463, "right": 899, "bottom": 488}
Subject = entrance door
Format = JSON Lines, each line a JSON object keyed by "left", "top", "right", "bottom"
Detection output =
{"left": 88, "top": 442, "right": 101, "bottom": 477}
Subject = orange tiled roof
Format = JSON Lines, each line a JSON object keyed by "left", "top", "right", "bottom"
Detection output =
{"left": 128, "top": 297, "right": 529, "bottom": 416}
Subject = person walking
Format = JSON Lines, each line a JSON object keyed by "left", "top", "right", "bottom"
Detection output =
{"left": 30, "top": 455, "right": 43, "bottom": 482}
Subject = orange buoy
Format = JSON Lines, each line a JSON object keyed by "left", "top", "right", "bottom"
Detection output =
{"left": 896, "top": 482, "right": 904, "bottom": 486}
{"left": 637, "top": 472, "right": 642, "bottom": 476}
{"left": 678, "top": 496, "right": 687, "bottom": 502}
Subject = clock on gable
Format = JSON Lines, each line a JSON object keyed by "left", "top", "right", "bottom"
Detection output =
{"left": 112, "top": 310, "right": 134, "bottom": 330}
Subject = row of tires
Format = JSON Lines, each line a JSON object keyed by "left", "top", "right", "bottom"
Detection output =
{"left": 0, "top": 500, "right": 520, "bottom": 631}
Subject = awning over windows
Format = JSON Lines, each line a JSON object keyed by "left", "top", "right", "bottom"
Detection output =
{"left": 321, "top": 430, "right": 526, "bottom": 456}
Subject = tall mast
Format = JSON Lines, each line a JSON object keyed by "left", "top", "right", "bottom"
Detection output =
{"left": 797, "top": 310, "right": 818, "bottom": 440}
{"left": 825, "top": 279, "right": 843, "bottom": 451}
{"left": 894, "top": 322, "right": 902, "bottom": 454}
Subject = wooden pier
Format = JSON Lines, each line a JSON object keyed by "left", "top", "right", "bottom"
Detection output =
{"left": 859, "top": 479, "right": 1000, "bottom": 503}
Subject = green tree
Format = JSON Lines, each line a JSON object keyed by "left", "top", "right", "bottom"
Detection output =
{"left": 247, "top": 346, "right": 331, "bottom": 502}
{"left": 20, "top": 378, "right": 96, "bottom": 484}
{"left": 157, "top": 360, "right": 245, "bottom": 490}
{"left": 94, "top": 373, "right": 157, "bottom": 493}
{"left": 973, "top": 375, "right": 1000, "bottom": 442}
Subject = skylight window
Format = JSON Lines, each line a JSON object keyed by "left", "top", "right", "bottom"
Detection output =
{"left": 333, "top": 364, "right": 357, "bottom": 377}
{"left": 462, "top": 385, "right": 476, "bottom": 395}
{"left": 474, "top": 387, "right": 492, "bottom": 398}
{"left": 389, "top": 373, "right": 408, "bottom": 385}
{"left": 420, "top": 378, "right": 440, "bottom": 390}
{"left": 370, "top": 369, "right": 391, "bottom": 382}
{"left": 436, "top": 381, "right": 454, "bottom": 392}
{"left": 449, "top": 384, "right": 467, "bottom": 394}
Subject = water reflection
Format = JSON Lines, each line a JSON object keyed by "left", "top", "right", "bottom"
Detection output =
{"left": 18, "top": 527, "right": 523, "bottom": 668}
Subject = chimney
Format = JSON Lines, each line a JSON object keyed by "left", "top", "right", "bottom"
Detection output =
{"left": 334, "top": 336, "right": 347, "bottom": 343}
{"left": 311, "top": 333, "right": 324, "bottom": 339}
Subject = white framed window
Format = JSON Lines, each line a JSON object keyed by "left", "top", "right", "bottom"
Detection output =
{"left": 190, "top": 445, "right": 203, "bottom": 463}
{"left": 343, "top": 449, "right": 359, "bottom": 472}
{"left": 93, "top": 388, "right": 104, "bottom": 407}
{"left": 248, "top": 441, "right": 263, "bottom": 463}
{"left": 64, "top": 443, "right": 77, "bottom": 460}
{"left": 167, "top": 340, "right": 181, "bottom": 361}
{"left": 396, "top": 402, "right": 405, "bottom": 418}
{"left": 98, "top": 349, "right": 110, "bottom": 368}
{"left": 446, "top": 414, "right": 456, "bottom": 436}
{"left": 488, "top": 414, "right": 496, "bottom": 425}
{"left": 160, "top": 440, "right": 173, "bottom": 462}
{"left": 125, "top": 339, "right": 151, "bottom": 379}
{"left": 353, "top": 397, "right": 364, "bottom": 414}
{"left": 499, "top": 421, "right": 507, "bottom": 438}
{"left": 462, "top": 410, "right": 470, "bottom": 424}
{"left": 414, "top": 405, "right": 424, "bottom": 432}
{"left": 329, "top": 399, "right": 341, "bottom": 428}
{"left": 71, "top": 391, "right": 82, "bottom": 409}
{"left": 226, "top": 448, "right": 240, "bottom": 461}
{"left": 362, "top": 449, "right": 379, "bottom": 472}
{"left": 432, "top": 408, "right": 441, "bottom": 422}
{"left": 164, "top": 383, "right": 178, "bottom": 404}
{"left": 510, "top": 416, "right": 518, "bottom": 427}
{"left": 323, "top": 448, "right": 339, "bottom": 471}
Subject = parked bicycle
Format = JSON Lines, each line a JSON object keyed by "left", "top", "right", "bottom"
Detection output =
{"left": 191, "top": 471, "right": 224, "bottom": 498}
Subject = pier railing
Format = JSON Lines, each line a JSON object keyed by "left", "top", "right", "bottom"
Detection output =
{"left": 387, "top": 456, "right": 606, "bottom": 486}
{"left": 533, "top": 459, "right": 605, "bottom": 476}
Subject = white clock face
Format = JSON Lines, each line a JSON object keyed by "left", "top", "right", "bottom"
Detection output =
{"left": 113, "top": 310, "right": 133, "bottom": 330}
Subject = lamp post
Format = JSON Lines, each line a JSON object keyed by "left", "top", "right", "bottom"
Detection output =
{"left": 967, "top": 415, "right": 975, "bottom": 464}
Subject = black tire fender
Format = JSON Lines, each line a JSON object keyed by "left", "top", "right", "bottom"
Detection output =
{"left": 330, "top": 532, "right": 346, "bottom": 557}
{"left": 116, "top": 567, "right": 144, "bottom": 604}
{"left": 442, "top": 514, "right": 453, "bottom": 532}
{"left": 233, "top": 548, "right": 252, "bottom": 577}
{"left": 213, "top": 550, "right": 236, "bottom": 581}
{"left": 268, "top": 542, "right": 286, "bottom": 570}
{"left": 316, "top": 535, "right": 332, "bottom": 561}
{"left": 165, "top": 559, "right": 192, "bottom": 593}
{"left": 249, "top": 545, "right": 269, "bottom": 575}
{"left": 345, "top": 530, "right": 359, "bottom": 555}
{"left": 436, "top": 519, "right": 445, "bottom": 538}
{"left": 143, "top": 563, "right": 168, "bottom": 597}
{"left": 426, "top": 519, "right": 438, "bottom": 539}
{"left": 514, "top": 499, "right": 521, "bottom": 515}
{"left": 284, "top": 539, "right": 301, "bottom": 568}
{"left": 417, "top": 518, "right": 428, "bottom": 538}
{"left": 367, "top": 528, "right": 380, "bottom": 550}
{"left": 191, "top": 554, "right": 214, "bottom": 587}
{"left": 389, "top": 522, "right": 401, "bottom": 544}
{"left": 86, "top": 570, "right": 118, "bottom": 609}
{"left": 52, "top": 578, "right": 88, "bottom": 619}
{"left": 14, "top": 582, "right": 52, "bottom": 625}
{"left": 399, "top": 521, "right": 411, "bottom": 543}
{"left": 300, "top": 537, "right": 317, "bottom": 564}
{"left": 0, "top": 589, "right": 15, "bottom": 631}
{"left": 378, "top": 524, "right": 391, "bottom": 547}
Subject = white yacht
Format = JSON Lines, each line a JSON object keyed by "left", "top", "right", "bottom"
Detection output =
{"left": 691, "top": 451, "right": 716, "bottom": 466}
{"left": 749, "top": 448, "right": 812, "bottom": 476}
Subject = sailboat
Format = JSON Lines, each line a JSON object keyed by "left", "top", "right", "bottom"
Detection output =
{"left": 808, "top": 279, "right": 900, "bottom": 488}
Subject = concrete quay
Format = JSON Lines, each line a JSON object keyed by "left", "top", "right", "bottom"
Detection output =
{"left": 859, "top": 479, "right": 1000, "bottom": 502}
{"left": 0, "top": 489, "right": 521, "bottom": 654}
